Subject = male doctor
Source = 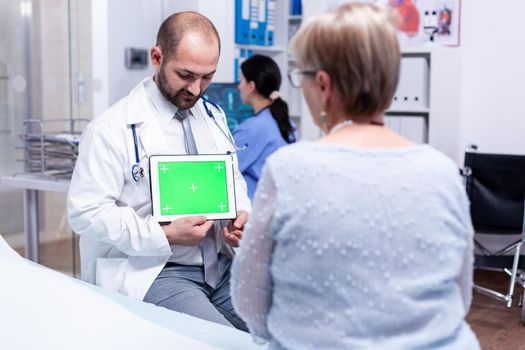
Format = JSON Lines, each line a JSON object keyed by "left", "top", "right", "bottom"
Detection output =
{"left": 67, "top": 12, "right": 250, "bottom": 330}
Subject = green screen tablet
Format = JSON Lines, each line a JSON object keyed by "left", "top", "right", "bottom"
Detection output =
{"left": 150, "top": 154, "right": 237, "bottom": 222}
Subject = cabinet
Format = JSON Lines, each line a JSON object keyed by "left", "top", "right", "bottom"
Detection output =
{"left": 386, "top": 47, "right": 461, "bottom": 161}
{"left": 298, "top": 0, "right": 462, "bottom": 161}
{"left": 299, "top": 45, "right": 461, "bottom": 161}
{"left": 232, "top": 0, "right": 303, "bottom": 133}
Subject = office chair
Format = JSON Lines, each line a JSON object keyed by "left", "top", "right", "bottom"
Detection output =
{"left": 461, "top": 145, "right": 525, "bottom": 324}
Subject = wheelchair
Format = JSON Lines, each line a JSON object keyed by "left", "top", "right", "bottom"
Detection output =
{"left": 461, "top": 145, "right": 525, "bottom": 324}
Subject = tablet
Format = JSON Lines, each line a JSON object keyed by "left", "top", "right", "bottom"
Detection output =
{"left": 150, "top": 154, "right": 237, "bottom": 222}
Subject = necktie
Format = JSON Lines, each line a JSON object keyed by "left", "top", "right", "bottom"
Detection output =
{"left": 174, "top": 109, "right": 220, "bottom": 288}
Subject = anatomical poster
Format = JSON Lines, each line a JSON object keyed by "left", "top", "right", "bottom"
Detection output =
{"left": 383, "top": 0, "right": 461, "bottom": 46}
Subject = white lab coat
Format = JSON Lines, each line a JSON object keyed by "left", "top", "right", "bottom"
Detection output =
{"left": 67, "top": 78, "right": 251, "bottom": 300}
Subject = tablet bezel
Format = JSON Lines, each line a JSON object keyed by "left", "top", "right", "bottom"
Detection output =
{"left": 149, "top": 154, "right": 237, "bottom": 222}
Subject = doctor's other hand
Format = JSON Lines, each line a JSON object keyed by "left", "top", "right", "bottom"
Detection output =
{"left": 162, "top": 216, "right": 215, "bottom": 246}
{"left": 223, "top": 210, "right": 249, "bottom": 247}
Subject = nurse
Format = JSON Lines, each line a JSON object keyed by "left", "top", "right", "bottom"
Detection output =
{"left": 67, "top": 12, "right": 250, "bottom": 330}
{"left": 233, "top": 55, "right": 296, "bottom": 199}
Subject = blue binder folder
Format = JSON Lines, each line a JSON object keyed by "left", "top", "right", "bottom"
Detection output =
{"left": 291, "top": 0, "right": 302, "bottom": 15}
{"left": 266, "top": 0, "right": 275, "bottom": 46}
{"left": 234, "top": 48, "right": 253, "bottom": 82}
{"left": 248, "top": 0, "right": 267, "bottom": 45}
{"left": 235, "top": 0, "right": 250, "bottom": 44}
{"left": 255, "top": 0, "right": 267, "bottom": 45}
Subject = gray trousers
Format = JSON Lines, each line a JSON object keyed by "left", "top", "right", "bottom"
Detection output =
{"left": 143, "top": 254, "right": 247, "bottom": 331}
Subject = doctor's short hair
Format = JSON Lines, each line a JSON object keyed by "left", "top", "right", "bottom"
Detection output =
{"left": 156, "top": 12, "right": 221, "bottom": 59}
{"left": 289, "top": 3, "right": 400, "bottom": 119}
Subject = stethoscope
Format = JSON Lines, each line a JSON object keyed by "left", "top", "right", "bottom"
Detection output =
{"left": 130, "top": 97, "right": 247, "bottom": 182}
{"left": 202, "top": 97, "right": 248, "bottom": 153}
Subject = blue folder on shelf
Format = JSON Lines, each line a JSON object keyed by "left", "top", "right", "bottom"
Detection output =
{"left": 247, "top": 0, "right": 269, "bottom": 46}
{"left": 255, "top": 0, "right": 267, "bottom": 45}
{"left": 235, "top": 0, "right": 250, "bottom": 44}
{"left": 234, "top": 48, "right": 253, "bottom": 83}
{"left": 266, "top": 0, "right": 275, "bottom": 46}
{"left": 249, "top": 0, "right": 259, "bottom": 44}
{"left": 290, "top": 0, "right": 302, "bottom": 15}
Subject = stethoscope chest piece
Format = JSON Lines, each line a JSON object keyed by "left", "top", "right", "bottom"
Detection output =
{"left": 131, "top": 123, "right": 144, "bottom": 183}
{"left": 131, "top": 163, "right": 144, "bottom": 182}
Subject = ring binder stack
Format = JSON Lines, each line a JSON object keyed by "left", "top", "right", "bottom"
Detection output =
{"left": 235, "top": 0, "right": 286, "bottom": 46}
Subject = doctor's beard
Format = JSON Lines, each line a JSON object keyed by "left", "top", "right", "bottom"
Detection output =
{"left": 156, "top": 66, "right": 204, "bottom": 110}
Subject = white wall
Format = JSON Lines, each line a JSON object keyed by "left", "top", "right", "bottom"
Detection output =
{"left": 92, "top": 0, "right": 161, "bottom": 116}
{"left": 458, "top": 1, "right": 525, "bottom": 159}
{"left": 107, "top": 0, "right": 161, "bottom": 105}
{"left": 162, "top": 0, "right": 235, "bottom": 83}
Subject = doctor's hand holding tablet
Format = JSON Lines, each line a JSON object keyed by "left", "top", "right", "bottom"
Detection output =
{"left": 161, "top": 215, "right": 214, "bottom": 246}
{"left": 150, "top": 154, "right": 247, "bottom": 248}
{"left": 160, "top": 213, "right": 247, "bottom": 248}
{"left": 222, "top": 210, "right": 248, "bottom": 247}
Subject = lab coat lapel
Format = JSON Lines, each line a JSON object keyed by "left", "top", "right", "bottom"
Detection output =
{"left": 126, "top": 79, "right": 169, "bottom": 158}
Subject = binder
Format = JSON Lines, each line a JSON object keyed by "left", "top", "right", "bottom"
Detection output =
{"left": 390, "top": 57, "right": 429, "bottom": 110}
{"left": 235, "top": 0, "right": 250, "bottom": 44}
{"left": 234, "top": 49, "right": 253, "bottom": 82}
{"left": 266, "top": 0, "right": 275, "bottom": 46}
{"left": 256, "top": 0, "right": 267, "bottom": 45}
{"left": 291, "top": 0, "right": 302, "bottom": 16}
{"left": 234, "top": 48, "right": 240, "bottom": 83}
{"left": 249, "top": 0, "right": 259, "bottom": 44}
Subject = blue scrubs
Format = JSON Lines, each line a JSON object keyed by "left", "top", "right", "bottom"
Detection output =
{"left": 232, "top": 108, "right": 290, "bottom": 200}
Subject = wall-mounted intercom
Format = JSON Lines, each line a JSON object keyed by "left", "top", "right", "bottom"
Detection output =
{"left": 125, "top": 48, "right": 148, "bottom": 69}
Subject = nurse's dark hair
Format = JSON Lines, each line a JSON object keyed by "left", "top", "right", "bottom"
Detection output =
{"left": 240, "top": 55, "right": 296, "bottom": 144}
{"left": 156, "top": 12, "right": 221, "bottom": 59}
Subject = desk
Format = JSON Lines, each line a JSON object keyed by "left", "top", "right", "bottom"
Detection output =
{"left": 1, "top": 173, "right": 70, "bottom": 262}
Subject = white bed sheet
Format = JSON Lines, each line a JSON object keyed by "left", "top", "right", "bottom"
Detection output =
{"left": 0, "top": 236, "right": 265, "bottom": 350}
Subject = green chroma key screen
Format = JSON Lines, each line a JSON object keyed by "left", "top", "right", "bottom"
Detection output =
{"left": 158, "top": 161, "right": 229, "bottom": 215}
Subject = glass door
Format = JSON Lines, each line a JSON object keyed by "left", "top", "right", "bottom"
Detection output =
{"left": 0, "top": 0, "right": 89, "bottom": 276}
{"left": 0, "top": 0, "right": 32, "bottom": 248}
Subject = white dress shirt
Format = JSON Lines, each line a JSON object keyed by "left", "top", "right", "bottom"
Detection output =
{"left": 144, "top": 78, "right": 235, "bottom": 264}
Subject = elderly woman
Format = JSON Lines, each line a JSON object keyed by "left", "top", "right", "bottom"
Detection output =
{"left": 231, "top": 3, "right": 479, "bottom": 349}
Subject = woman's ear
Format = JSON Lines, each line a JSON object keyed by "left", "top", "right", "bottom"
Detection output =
{"left": 316, "top": 70, "right": 333, "bottom": 111}
{"left": 247, "top": 80, "right": 256, "bottom": 95}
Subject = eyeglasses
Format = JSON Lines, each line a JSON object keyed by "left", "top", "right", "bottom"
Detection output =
{"left": 287, "top": 68, "right": 317, "bottom": 88}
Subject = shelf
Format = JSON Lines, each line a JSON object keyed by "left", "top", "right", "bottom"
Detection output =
{"left": 385, "top": 108, "right": 430, "bottom": 116}
{"left": 400, "top": 45, "right": 434, "bottom": 54}
{"left": 235, "top": 44, "right": 285, "bottom": 52}
{"left": 401, "top": 45, "right": 459, "bottom": 55}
